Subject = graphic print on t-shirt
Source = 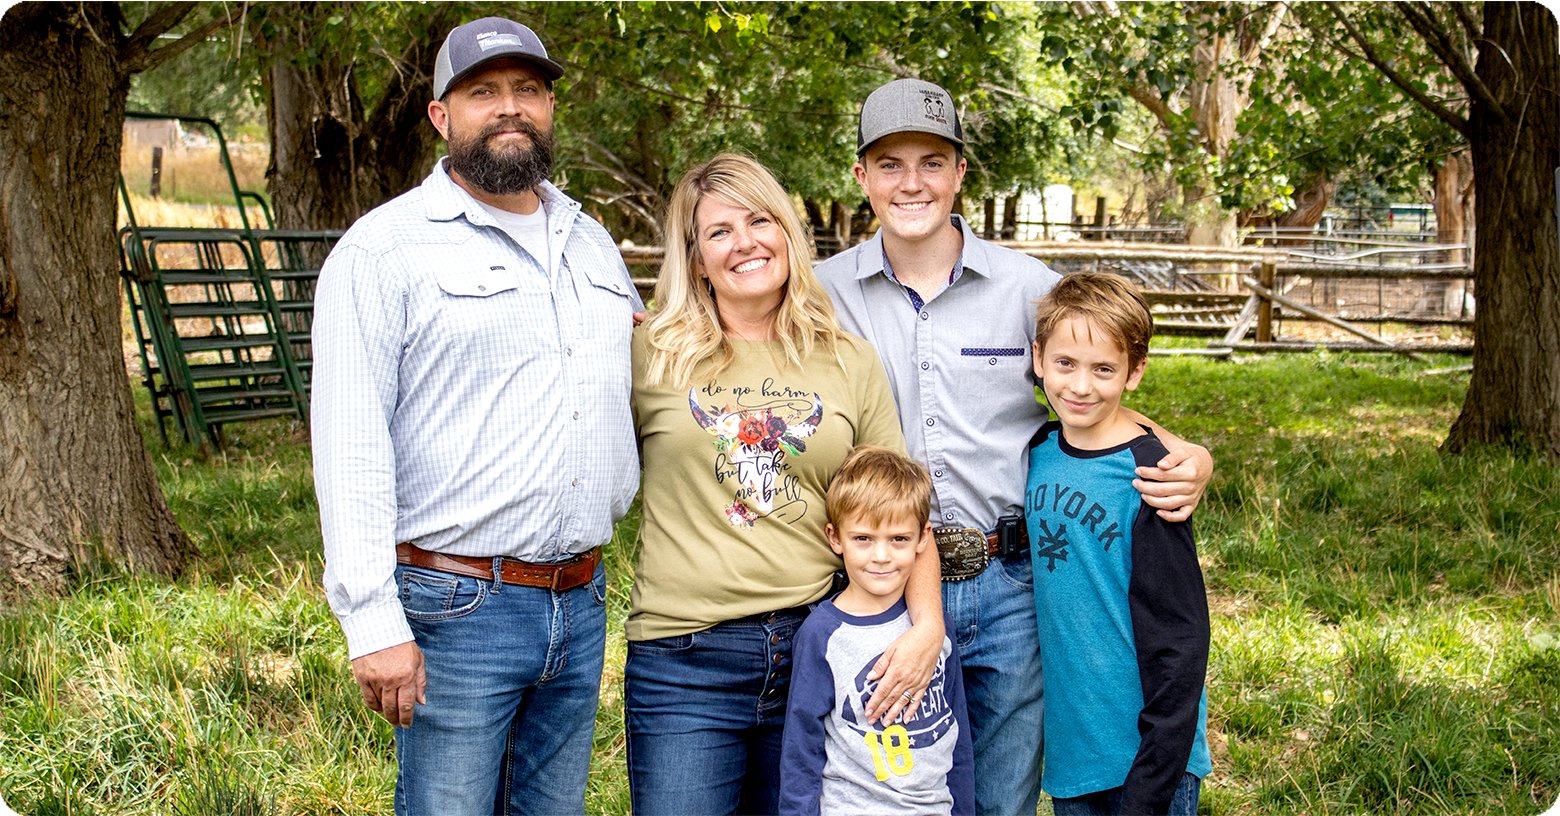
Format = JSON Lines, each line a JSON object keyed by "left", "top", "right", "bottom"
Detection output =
{"left": 836, "top": 648, "right": 957, "bottom": 781}
{"left": 1025, "top": 479, "right": 1127, "bottom": 572}
{"left": 688, "top": 383, "right": 822, "bottom": 527}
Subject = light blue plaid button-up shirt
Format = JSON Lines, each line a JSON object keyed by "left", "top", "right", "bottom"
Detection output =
{"left": 313, "top": 160, "right": 643, "bottom": 659}
{"left": 816, "top": 216, "right": 1062, "bottom": 535}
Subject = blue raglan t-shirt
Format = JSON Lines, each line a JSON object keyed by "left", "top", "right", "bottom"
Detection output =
{"left": 1025, "top": 420, "right": 1212, "bottom": 813}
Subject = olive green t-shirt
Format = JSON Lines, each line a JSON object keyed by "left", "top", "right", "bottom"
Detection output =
{"left": 627, "top": 328, "right": 907, "bottom": 641}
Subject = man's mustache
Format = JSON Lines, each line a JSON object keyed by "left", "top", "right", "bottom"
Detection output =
{"left": 482, "top": 120, "right": 548, "bottom": 141}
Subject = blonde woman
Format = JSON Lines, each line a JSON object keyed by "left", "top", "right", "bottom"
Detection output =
{"left": 626, "top": 154, "right": 946, "bottom": 815}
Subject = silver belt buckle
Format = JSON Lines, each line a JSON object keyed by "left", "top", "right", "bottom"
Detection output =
{"left": 934, "top": 526, "right": 988, "bottom": 582}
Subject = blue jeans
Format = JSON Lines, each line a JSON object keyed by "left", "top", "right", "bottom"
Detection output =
{"left": 392, "top": 562, "right": 608, "bottom": 816}
{"left": 624, "top": 608, "right": 810, "bottom": 816}
{"left": 1049, "top": 772, "right": 1201, "bottom": 816}
{"left": 944, "top": 552, "right": 1046, "bottom": 816}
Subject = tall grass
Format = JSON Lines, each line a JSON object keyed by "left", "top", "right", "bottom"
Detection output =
{"left": 2, "top": 349, "right": 1556, "bottom": 815}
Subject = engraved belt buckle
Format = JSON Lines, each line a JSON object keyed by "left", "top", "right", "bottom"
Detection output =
{"left": 934, "top": 526, "right": 989, "bottom": 582}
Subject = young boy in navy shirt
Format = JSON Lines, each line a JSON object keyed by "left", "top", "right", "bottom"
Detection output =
{"left": 779, "top": 446, "right": 975, "bottom": 815}
{"left": 1025, "top": 273, "right": 1212, "bottom": 815}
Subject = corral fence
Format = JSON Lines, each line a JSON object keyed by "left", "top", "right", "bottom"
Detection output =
{"left": 118, "top": 113, "right": 1473, "bottom": 446}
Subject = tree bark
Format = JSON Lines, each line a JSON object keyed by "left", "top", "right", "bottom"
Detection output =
{"left": 0, "top": 3, "right": 191, "bottom": 596}
{"left": 1432, "top": 149, "right": 1473, "bottom": 266}
{"left": 257, "top": 2, "right": 450, "bottom": 231}
{"left": 1444, "top": 2, "right": 1560, "bottom": 460}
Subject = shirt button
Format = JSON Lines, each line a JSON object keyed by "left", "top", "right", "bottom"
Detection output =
{"left": 944, "top": 512, "right": 955, "bottom": 521}
{"left": 926, "top": 418, "right": 935, "bottom": 427}
{"left": 920, "top": 312, "right": 929, "bottom": 321}
{"left": 934, "top": 469, "right": 944, "bottom": 478}
{"left": 555, "top": 228, "right": 563, "bottom": 234}
{"left": 477, "top": 285, "right": 486, "bottom": 292}
{"left": 566, "top": 347, "right": 573, "bottom": 356}
{"left": 572, "top": 478, "right": 580, "bottom": 486}
{"left": 921, "top": 361, "right": 930, "bottom": 370}
{"left": 573, "top": 411, "right": 580, "bottom": 420}
{"left": 989, "top": 357, "right": 998, "bottom": 365}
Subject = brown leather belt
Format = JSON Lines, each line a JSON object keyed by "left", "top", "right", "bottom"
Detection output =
{"left": 933, "top": 527, "right": 1001, "bottom": 582}
{"left": 396, "top": 542, "right": 600, "bottom": 591}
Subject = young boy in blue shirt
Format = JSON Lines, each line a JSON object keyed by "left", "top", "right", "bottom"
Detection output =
{"left": 779, "top": 446, "right": 975, "bottom": 815}
{"left": 1025, "top": 273, "right": 1212, "bottom": 815}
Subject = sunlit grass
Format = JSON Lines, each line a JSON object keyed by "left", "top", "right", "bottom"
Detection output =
{"left": 2, "top": 347, "right": 1556, "bottom": 814}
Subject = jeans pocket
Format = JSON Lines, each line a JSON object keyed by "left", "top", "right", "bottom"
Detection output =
{"left": 995, "top": 553, "right": 1035, "bottom": 591}
{"left": 399, "top": 567, "right": 487, "bottom": 621}
{"left": 588, "top": 565, "right": 608, "bottom": 607}
{"left": 629, "top": 633, "right": 696, "bottom": 655}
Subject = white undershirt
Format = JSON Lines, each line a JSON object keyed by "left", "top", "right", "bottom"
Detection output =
{"left": 476, "top": 199, "right": 551, "bottom": 279}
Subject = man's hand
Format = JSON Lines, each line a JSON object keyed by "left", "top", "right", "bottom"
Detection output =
{"left": 1133, "top": 442, "right": 1213, "bottom": 522}
{"left": 633, "top": 310, "right": 649, "bottom": 327}
{"left": 862, "top": 619, "right": 943, "bottom": 726}
{"left": 351, "top": 640, "right": 426, "bottom": 728}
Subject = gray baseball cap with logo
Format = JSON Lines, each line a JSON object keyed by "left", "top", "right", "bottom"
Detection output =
{"left": 855, "top": 78, "right": 965, "bottom": 156}
{"left": 433, "top": 17, "right": 565, "bottom": 100}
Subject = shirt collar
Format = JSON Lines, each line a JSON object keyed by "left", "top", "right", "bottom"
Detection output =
{"left": 855, "top": 213, "right": 991, "bottom": 283}
{"left": 421, "top": 156, "right": 577, "bottom": 227}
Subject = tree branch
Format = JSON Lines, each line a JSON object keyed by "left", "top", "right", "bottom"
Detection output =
{"left": 1394, "top": 1, "right": 1510, "bottom": 126}
{"left": 123, "top": 3, "right": 238, "bottom": 74}
{"left": 1452, "top": 1, "right": 1481, "bottom": 46}
{"left": 1324, "top": 1, "right": 1470, "bottom": 137}
{"left": 1127, "top": 83, "right": 1179, "bottom": 131}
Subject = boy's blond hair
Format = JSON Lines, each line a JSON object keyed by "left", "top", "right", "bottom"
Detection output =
{"left": 1033, "top": 272, "right": 1153, "bottom": 368}
{"left": 826, "top": 446, "right": 932, "bottom": 530}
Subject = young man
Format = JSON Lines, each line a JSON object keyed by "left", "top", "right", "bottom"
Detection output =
{"left": 312, "top": 17, "right": 643, "bottom": 815}
{"left": 814, "top": 78, "right": 1213, "bottom": 815}
{"left": 1026, "top": 273, "right": 1211, "bottom": 815}
{"left": 779, "top": 446, "right": 975, "bottom": 816}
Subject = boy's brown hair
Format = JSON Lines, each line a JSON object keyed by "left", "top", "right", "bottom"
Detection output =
{"left": 1033, "top": 272, "right": 1153, "bottom": 368}
{"left": 826, "top": 446, "right": 932, "bottom": 530}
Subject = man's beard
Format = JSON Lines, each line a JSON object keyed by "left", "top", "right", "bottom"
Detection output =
{"left": 446, "top": 119, "right": 555, "bottom": 196}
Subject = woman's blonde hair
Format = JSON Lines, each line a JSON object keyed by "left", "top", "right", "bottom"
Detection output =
{"left": 641, "top": 153, "right": 848, "bottom": 389}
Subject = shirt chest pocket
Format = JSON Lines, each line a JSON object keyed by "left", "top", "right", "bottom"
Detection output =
{"left": 569, "top": 250, "right": 635, "bottom": 342}
{"left": 959, "top": 346, "right": 1029, "bottom": 368}
{"left": 435, "top": 269, "right": 555, "bottom": 369}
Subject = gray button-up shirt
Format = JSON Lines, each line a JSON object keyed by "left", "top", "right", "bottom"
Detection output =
{"left": 816, "top": 216, "right": 1061, "bottom": 533}
{"left": 312, "top": 160, "right": 643, "bottom": 658}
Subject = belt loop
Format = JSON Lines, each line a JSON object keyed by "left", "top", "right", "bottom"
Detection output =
{"left": 489, "top": 556, "right": 503, "bottom": 593}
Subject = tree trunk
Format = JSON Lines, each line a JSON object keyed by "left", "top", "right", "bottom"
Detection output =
{"left": 0, "top": 3, "right": 190, "bottom": 596}
{"left": 1182, "top": 3, "right": 1245, "bottom": 248}
{"left": 1444, "top": 2, "right": 1560, "bottom": 460}
{"left": 1002, "top": 194, "right": 1019, "bottom": 240}
{"left": 257, "top": 2, "right": 448, "bottom": 231}
{"left": 1432, "top": 149, "right": 1473, "bottom": 266}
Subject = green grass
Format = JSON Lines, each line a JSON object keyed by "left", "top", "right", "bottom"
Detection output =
{"left": 3, "top": 348, "right": 1557, "bottom": 814}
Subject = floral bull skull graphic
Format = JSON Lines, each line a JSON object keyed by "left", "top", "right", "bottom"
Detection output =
{"left": 688, "top": 389, "right": 823, "bottom": 525}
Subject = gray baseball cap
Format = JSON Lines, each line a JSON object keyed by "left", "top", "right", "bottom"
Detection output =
{"left": 856, "top": 78, "right": 964, "bottom": 156}
{"left": 433, "top": 17, "right": 564, "bottom": 100}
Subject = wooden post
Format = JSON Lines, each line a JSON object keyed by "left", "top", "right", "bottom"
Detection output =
{"left": 984, "top": 197, "right": 996, "bottom": 239}
{"left": 1255, "top": 258, "right": 1276, "bottom": 342}
{"left": 1092, "top": 196, "right": 1107, "bottom": 241}
{"left": 150, "top": 146, "right": 163, "bottom": 198}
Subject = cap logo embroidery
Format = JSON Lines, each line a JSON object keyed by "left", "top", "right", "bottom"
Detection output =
{"left": 921, "top": 92, "right": 948, "bottom": 124}
{"left": 477, "top": 32, "right": 524, "bottom": 51}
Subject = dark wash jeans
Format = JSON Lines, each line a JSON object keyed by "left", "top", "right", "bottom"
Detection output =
{"left": 625, "top": 607, "right": 812, "bottom": 816}
{"left": 1049, "top": 772, "right": 1202, "bottom": 816}
{"left": 392, "top": 562, "right": 607, "bottom": 816}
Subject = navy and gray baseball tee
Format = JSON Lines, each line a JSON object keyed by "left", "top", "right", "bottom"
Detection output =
{"left": 778, "top": 599, "right": 975, "bottom": 815}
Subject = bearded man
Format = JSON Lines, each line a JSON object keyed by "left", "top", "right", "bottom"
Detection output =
{"left": 311, "top": 17, "right": 643, "bottom": 815}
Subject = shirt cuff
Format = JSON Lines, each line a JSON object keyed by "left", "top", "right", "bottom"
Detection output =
{"left": 337, "top": 597, "right": 416, "bottom": 660}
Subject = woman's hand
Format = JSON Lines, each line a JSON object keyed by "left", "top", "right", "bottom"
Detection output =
{"left": 862, "top": 617, "right": 944, "bottom": 726}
